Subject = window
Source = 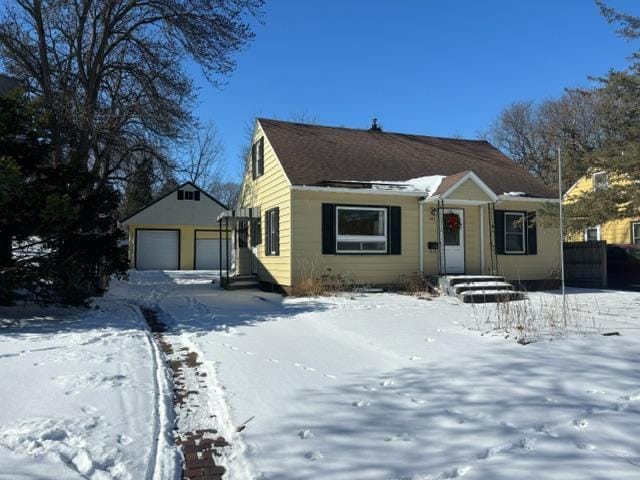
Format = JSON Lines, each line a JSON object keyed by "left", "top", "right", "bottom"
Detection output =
{"left": 504, "top": 212, "right": 525, "bottom": 254}
{"left": 584, "top": 226, "right": 600, "bottom": 242}
{"left": 252, "top": 137, "right": 264, "bottom": 179}
{"left": 336, "top": 206, "right": 387, "bottom": 253}
{"left": 633, "top": 222, "right": 640, "bottom": 245}
{"left": 593, "top": 172, "right": 609, "bottom": 191}
{"left": 265, "top": 208, "right": 279, "bottom": 256}
{"left": 178, "top": 190, "right": 200, "bottom": 201}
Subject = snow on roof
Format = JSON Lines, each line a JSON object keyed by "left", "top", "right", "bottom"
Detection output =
{"left": 503, "top": 191, "right": 527, "bottom": 197}
{"left": 335, "top": 175, "right": 446, "bottom": 196}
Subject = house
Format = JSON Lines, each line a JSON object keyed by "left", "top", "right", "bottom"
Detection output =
{"left": 120, "top": 182, "right": 230, "bottom": 270}
{"left": 565, "top": 172, "right": 640, "bottom": 244}
{"left": 217, "top": 119, "right": 561, "bottom": 293}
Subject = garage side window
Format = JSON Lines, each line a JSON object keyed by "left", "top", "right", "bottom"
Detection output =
{"left": 633, "top": 222, "right": 640, "bottom": 245}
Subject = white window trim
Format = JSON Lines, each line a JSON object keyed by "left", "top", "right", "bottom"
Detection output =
{"left": 584, "top": 225, "right": 601, "bottom": 242}
{"left": 268, "top": 209, "right": 277, "bottom": 255}
{"left": 504, "top": 212, "right": 526, "bottom": 254}
{"left": 632, "top": 222, "right": 640, "bottom": 245}
{"left": 335, "top": 206, "right": 387, "bottom": 253}
{"left": 592, "top": 171, "right": 608, "bottom": 191}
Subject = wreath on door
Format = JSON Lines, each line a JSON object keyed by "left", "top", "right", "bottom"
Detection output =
{"left": 445, "top": 213, "right": 461, "bottom": 233}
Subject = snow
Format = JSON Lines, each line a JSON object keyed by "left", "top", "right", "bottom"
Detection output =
{"left": 335, "top": 176, "right": 446, "bottom": 195}
{"left": 115, "top": 272, "right": 640, "bottom": 480}
{"left": 3, "top": 270, "right": 640, "bottom": 479}
{"left": 0, "top": 297, "right": 178, "bottom": 479}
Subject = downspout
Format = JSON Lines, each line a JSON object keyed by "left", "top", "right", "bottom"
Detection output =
{"left": 419, "top": 201, "right": 424, "bottom": 274}
{"left": 480, "top": 205, "right": 485, "bottom": 274}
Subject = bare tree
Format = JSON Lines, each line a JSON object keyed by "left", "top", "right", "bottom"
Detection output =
{"left": 0, "top": 0, "right": 263, "bottom": 183}
{"left": 209, "top": 180, "right": 241, "bottom": 208}
{"left": 176, "top": 123, "right": 225, "bottom": 188}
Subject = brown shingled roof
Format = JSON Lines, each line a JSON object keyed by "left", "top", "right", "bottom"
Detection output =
{"left": 258, "top": 118, "right": 556, "bottom": 198}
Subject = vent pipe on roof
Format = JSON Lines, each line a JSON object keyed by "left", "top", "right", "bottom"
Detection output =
{"left": 370, "top": 118, "right": 382, "bottom": 132}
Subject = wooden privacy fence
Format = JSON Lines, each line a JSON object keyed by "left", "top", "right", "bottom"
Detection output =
{"left": 563, "top": 241, "right": 607, "bottom": 288}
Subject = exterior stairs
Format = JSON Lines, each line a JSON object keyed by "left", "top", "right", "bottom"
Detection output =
{"left": 438, "top": 275, "right": 526, "bottom": 303}
{"left": 221, "top": 274, "right": 260, "bottom": 290}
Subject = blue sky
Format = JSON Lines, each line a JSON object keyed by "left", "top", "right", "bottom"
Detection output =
{"left": 189, "top": 0, "right": 639, "bottom": 182}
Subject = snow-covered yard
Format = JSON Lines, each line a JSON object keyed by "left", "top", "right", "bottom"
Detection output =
{"left": 2, "top": 270, "right": 640, "bottom": 479}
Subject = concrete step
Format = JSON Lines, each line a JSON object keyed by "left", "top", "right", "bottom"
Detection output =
{"left": 460, "top": 289, "right": 526, "bottom": 304}
{"left": 445, "top": 275, "right": 506, "bottom": 287}
{"left": 453, "top": 282, "right": 514, "bottom": 294}
{"left": 225, "top": 280, "right": 260, "bottom": 290}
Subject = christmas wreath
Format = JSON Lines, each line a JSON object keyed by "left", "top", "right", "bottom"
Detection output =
{"left": 445, "top": 213, "right": 460, "bottom": 233}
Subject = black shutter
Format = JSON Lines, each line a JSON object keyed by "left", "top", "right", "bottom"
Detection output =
{"left": 177, "top": 189, "right": 184, "bottom": 200}
{"left": 251, "top": 142, "right": 257, "bottom": 180}
{"left": 321, "top": 203, "right": 336, "bottom": 254}
{"left": 265, "top": 211, "right": 271, "bottom": 255}
{"left": 194, "top": 191, "right": 200, "bottom": 201}
{"left": 494, "top": 210, "right": 505, "bottom": 255}
{"left": 250, "top": 218, "right": 262, "bottom": 247}
{"left": 526, "top": 212, "right": 537, "bottom": 255}
{"left": 274, "top": 208, "right": 280, "bottom": 255}
{"left": 389, "top": 206, "right": 402, "bottom": 255}
{"left": 258, "top": 137, "right": 265, "bottom": 175}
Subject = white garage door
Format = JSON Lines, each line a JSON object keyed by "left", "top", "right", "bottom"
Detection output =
{"left": 195, "top": 238, "right": 229, "bottom": 270}
{"left": 136, "top": 230, "right": 180, "bottom": 270}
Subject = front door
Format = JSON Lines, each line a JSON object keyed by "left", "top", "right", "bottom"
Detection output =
{"left": 440, "top": 208, "right": 465, "bottom": 274}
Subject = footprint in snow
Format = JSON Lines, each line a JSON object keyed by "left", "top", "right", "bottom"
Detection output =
{"left": 573, "top": 419, "right": 589, "bottom": 429}
{"left": 298, "top": 430, "right": 314, "bottom": 439}
{"left": 305, "top": 451, "right": 323, "bottom": 461}
{"left": 117, "top": 434, "right": 133, "bottom": 445}
{"left": 385, "top": 433, "right": 411, "bottom": 442}
{"left": 411, "top": 398, "right": 425, "bottom": 404}
{"left": 222, "top": 344, "right": 239, "bottom": 350}
{"left": 81, "top": 406, "right": 98, "bottom": 415}
{"left": 425, "top": 337, "right": 436, "bottom": 343}
{"left": 352, "top": 400, "right": 370, "bottom": 407}
{"left": 409, "top": 355, "right": 422, "bottom": 361}
{"left": 576, "top": 442, "right": 596, "bottom": 450}
{"left": 621, "top": 392, "right": 640, "bottom": 402}
{"left": 380, "top": 379, "right": 394, "bottom": 387}
{"left": 244, "top": 351, "right": 255, "bottom": 355}
{"left": 292, "top": 363, "right": 303, "bottom": 368}
{"left": 362, "top": 386, "right": 377, "bottom": 392}
{"left": 440, "top": 465, "right": 471, "bottom": 478}
{"left": 304, "top": 367, "right": 316, "bottom": 371}
{"left": 323, "top": 374, "right": 337, "bottom": 379}
{"left": 268, "top": 358, "right": 279, "bottom": 363}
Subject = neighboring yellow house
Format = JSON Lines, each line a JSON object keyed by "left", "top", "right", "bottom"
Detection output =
{"left": 120, "top": 182, "right": 230, "bottom": 270}
{"left": 564, "top": 172, "right": 640, "bottom": 245}
{"left": 217, "top": 119, "right": 561, "bottom": 293}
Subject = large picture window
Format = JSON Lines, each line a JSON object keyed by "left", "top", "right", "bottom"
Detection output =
{"left": 336, "top": 206, "right": 387, "bottom": 253}
{"left": 504, "top": 212, "right": 525, "bottom": 254}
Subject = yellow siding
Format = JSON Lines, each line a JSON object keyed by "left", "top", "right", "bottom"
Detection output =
{"left": 291, "top": 190, "right": 420, "bottom": 284}
{"left": 565, "top": 174, "right": 639, "bottom": 244}
{"left": 127, "top": 224, "right": 229, "bottom": 270}
{"left": 446, "top": 179, "right": 493, "bottom": 202}
{"left": 491, "top": 201, "right": 561, "bottom": 281}
{"left": 238, "top": 123, "right": 292, "bottom": 286}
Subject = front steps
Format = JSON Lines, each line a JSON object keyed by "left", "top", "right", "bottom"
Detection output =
{"left": 438, "top": 275, "right": 526, "bottom": 303}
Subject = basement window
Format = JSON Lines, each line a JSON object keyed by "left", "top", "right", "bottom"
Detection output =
{"left": 336, "top": 206, "right": 387, "bottom": 253}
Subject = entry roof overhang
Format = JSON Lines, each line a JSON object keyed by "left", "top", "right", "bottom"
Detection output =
{"left": 216, "top": 207, "right": 261, "bottom": 223}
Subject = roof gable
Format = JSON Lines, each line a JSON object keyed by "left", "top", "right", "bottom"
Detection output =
{"left": 258, "top": 118, "right": 556, "bottom": 199}
{"left": 120, "top": 182, "right": 227, "bottom": 226}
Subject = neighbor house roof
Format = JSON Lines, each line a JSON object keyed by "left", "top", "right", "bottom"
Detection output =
{"left": 258, "top": 118, "right": 556, "bottom": 198}
{"left": 0, "top": 74, "right": 20, "bottom": 96}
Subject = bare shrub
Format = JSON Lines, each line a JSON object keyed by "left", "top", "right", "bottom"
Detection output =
{"left": 472, "top": 293, "right": 599, "bottom": 343}
{"left": 292, "top": 257, "right": 362, "bottom": 297}
{"left": 399, "top": 273, "right": 438, "bottom": 297}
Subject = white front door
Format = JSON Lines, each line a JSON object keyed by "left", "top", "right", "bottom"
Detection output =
{"left": 440, "top": 208, "right": 465, "bottom": 274}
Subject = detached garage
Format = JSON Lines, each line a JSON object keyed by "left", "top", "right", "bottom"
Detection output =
{"left": 120, "top": 182, "right": 230, "bottom": 270}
